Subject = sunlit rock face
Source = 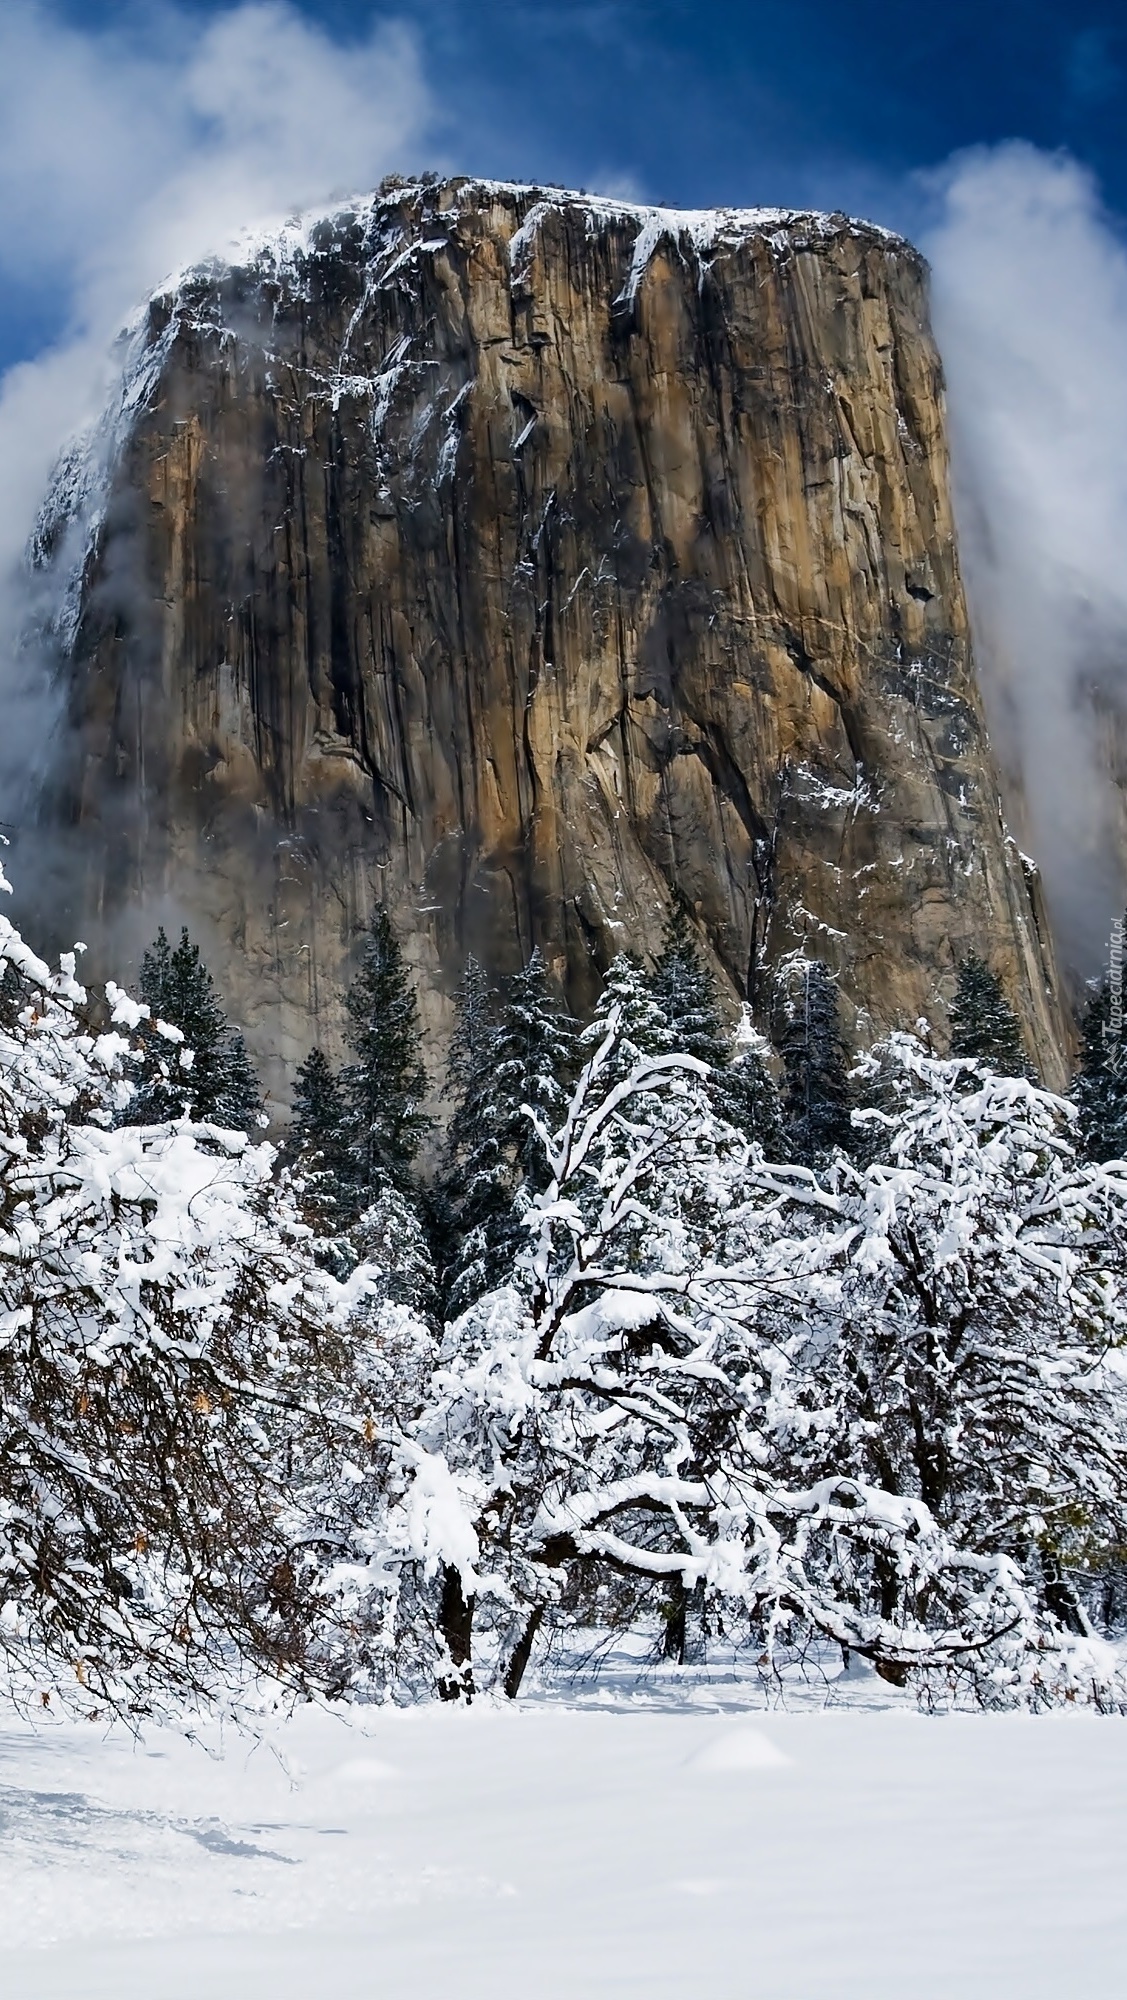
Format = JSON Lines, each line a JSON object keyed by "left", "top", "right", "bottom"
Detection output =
{"left": 39, "top": 175, "right": 1067, "bottom": 1099}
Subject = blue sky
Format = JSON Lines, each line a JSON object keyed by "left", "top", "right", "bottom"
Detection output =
{"left": 0, "top": 0, "right": 1119, "bottom": 377}
{"left": 0, "top": 0, "right": 1120, "bottom": 380}
{"left": 56, "top": 0, "right": 1127, "bottom": 209}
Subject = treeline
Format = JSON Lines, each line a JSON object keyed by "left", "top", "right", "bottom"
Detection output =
{"left": 5, "top": 876, "right": 1127, "bottom": 1719}
{"left": 126, "top": 905, "right": 1103, "bottom": 1322}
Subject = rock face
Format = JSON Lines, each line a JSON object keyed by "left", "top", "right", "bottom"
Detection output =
{"left": 40, "top": 176, "right": 1067, "bottom": 1100}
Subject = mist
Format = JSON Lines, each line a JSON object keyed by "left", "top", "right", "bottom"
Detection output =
{"left": 926, "top": 143, "right": 1127, "bottom": 982}
{"left": 0, "top": 0, "right": 433, "bottom": 855}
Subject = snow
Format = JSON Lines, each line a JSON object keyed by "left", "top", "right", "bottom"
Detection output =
{"left": 1, "top": 1679, "right": 1125, "bottom": 1997}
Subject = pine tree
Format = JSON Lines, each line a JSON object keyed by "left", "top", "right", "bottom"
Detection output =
{"left": 582, "top": 953, "right": 672, "bottom": 1090}
{"left": 432, "top": 958, "right": 503, "bottom": 1308}
{"left": 288, "top": 1049, "right": 356, "bottom": 1238}
{"left": 773, "top": 958, "right": 853, "bottom": 1167}
{"left": 948, "top": 953, "right": 1032, "bottom": 1078}
{"left": 437, "top": 952, "right": 575, "bottom": 1315}
{"left": 123, "top": 926, "right": 262, "bottom": 1132}
{"left": 717, "top": 1012, "right": 788, "bottom": 1158}
{"left": 649, "top": 903, "right": 730, "bottom": 1068}
{"left": 499, "top": 950, "right": 576, "bottom": 1180}
{"left": 341, "top": 906, "right": 430, "bottom": 1195}
{"left": 651, "top": 907, "right": 786, "bottom": 1154}
{"left": 1074, "top": 981, "right": 1127, "bottom": 1163}
{"left": 351, "top": 1186, "right": 440, "bottom": 1324}
{"left": 0, "top": 958, "right": 24, "bottom": 1034}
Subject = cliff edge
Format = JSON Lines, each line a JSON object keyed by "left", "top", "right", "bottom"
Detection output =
{"left": 37, "top": 175, "right": 1067, "bottom": 1096}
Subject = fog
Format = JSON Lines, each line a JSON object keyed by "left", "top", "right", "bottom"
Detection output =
{"left": 927, "top": 142, "right": 1127, "bottom": 979}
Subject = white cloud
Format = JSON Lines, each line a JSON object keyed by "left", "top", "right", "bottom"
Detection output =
{"left": 926, "top": 143, "right": 1127, "bottom": 974}
{"left": 0, "top": 0, "right": 432, "bottom": 787}
{"left": 0, "top": 2, "right": 430, "bottom": 308}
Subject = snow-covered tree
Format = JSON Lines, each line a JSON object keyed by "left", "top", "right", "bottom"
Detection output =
{"left": 393, "top": 1021, "right": 1127, "bottom": 1707}
{"left": 948, "top": 952, "right": 1032, "bottom": 1078}
{"left": 287, "top": 1048, "right": 356, "bottom": 1243}
{"left": 122, "top": 925, "right": 263, "bottom": 1133}
{"left": 773, "top": 957, "right": 854, "bottom": 1166}
{"left": 436, "top": 952, "right": 575, "bottom": 1318}
{"left": 284, "top": 1042, "right": 438, "bottom": 1320}
{"left": 406, "top": 1003, "right": 735, "bottom": 1696}
{"left": 1074, "top": 980, "right": 1127, "bottom": 1163}
{"left": 433, "top": 958, "right": 504, "bottom": 1312}
{"left": 579, "top": 952, "right": 672, "bottom": 1088}
{"left": 342, "top": 906, "right": 430, "bottom": 1194}
{"left": 348, "top": 1185, "right": 439, "bottom": 1324}
{"left": 0, "top": 871, "right": 435, "bottom": 1714}
{"left": 716, "top": 1009, "right": 788, "bottom": 1156}
{"left": 800, "top": 1040, "right": 1127, "bottom": 1674}
{"left": 650, "top": 902, "right": 730, "bottom": 1067}
{"left": 651, "top": 906, "right": 786, "bottom": 1152}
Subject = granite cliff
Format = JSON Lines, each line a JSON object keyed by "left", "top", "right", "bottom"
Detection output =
{"left": 35, "top": 175, "right": 1067, "bottom": 1101}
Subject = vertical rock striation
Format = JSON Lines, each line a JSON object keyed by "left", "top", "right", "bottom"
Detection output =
{"left": 38, "top": 176, "right": 1067, "bottom": 1098}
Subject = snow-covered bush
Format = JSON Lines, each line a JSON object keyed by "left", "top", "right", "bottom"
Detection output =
{"left": 0, "top": 867, "right": 430, "bottom": 1714}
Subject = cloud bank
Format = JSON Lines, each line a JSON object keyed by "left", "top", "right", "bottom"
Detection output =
{"left": 927, "top": 143, "right": 1127, "bottom": 978}
{"left": 0, "top": 0, "right": 432, "bottom": 816}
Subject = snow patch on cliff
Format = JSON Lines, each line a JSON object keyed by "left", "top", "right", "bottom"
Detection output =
{"left": 30, "top": 175, "right": 910, "bottom": 657}
{"left": 30, "top": 303, "right": 185, "bottom": 650}
{"left": 496, "top": 180, "right": 903, "bottom": 303}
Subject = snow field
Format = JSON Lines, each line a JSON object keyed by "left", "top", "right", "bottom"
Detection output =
{"left": 1, "top": 1695, "right": 1125, "bottom": 1999}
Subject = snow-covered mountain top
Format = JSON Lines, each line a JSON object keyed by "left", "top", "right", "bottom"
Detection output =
{"left": 30, "top": 172, "right": 913, "bottom": 651}
{"left": 142, "top": 171, "right": 911, "bottom": 316}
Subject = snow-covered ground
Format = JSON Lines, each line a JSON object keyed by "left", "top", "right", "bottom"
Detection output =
{"left": 2, "top": 1657, "right": 1126, "bottom": 1999}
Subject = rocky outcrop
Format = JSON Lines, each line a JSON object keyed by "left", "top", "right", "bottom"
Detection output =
{"left": 39, "top": 175, "right": 1067, "bottom": 1101}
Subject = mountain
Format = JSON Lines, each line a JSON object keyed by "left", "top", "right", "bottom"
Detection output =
{"left": 33, "top": 174, "right": 1067, "bottom": 1100}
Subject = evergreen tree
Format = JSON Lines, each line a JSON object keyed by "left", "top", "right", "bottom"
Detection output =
{"left": 445, "top": 957, "right": 501, "bottom": 1116}
{"left": 649, "top": 903, "right": 730, "bottom": 1068}
{"left": 0, "top": 958, "right": 24, "bottom": 1034}
{"left": 581, "top": 952, "right": 672, "bottom": 1090}
{"left": 432, "top": 958, "right": 503, "bottom": 1308}
{"left": 341, "top": 906, "right": 430, "bottom": 1195}
{"left": 499, "top": 950, "right": 577, "bottom": 1178}
{"left": 351, "top": 1186, "right": 440, "bottom": 1324}
{"left": 717, "top": 1013, "right": 788, "bottom": 1158}
{"left": 437, "top": 952, "right": 575, "bottom": 1315}
{"left": 651, "top": 906, "right": 787, "bottom": 1155}
{"left": 1074, "top": 980, "right": 1127, "bottom": 1163}
{"left": 773, "top": 958, "right": 854, "bottom": 1167}
{"left": 288, "top": 1049, "right": 356, "bottom": 1239}
{"left": 947, "top": 953, "right": 1032, "bottom": 1078}
{"left": 123, "top": 926, "right": 262, "bottom": 1132}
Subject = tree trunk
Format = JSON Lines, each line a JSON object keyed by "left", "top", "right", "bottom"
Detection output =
{"left": 873, "top": 1656, "right": 909, "bottom": 1687}
{"left": 662, "top": 1577, "right": 687, "bottom": 1665}
{"left": 503, "top": 1603, "right": 545, "bottom": 1699}
{"left": 437, "top": 1563, "right": 476, "bottom": 1701}
{"left": 1042, "top": 1553, "right": 1092, "bottom": 1637}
